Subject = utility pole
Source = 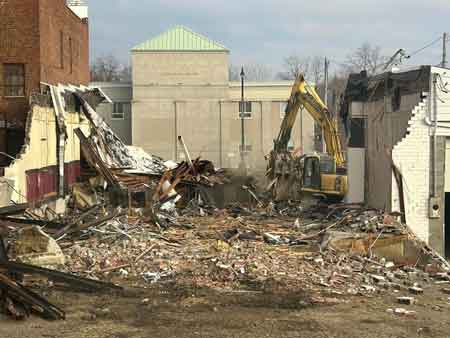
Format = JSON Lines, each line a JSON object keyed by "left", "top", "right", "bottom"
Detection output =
{"left": 239, "top": 67, "right": 247, "bottom": 173}
{"left": 442, "top": 32, "right": 448, "bottom": 68}
{"left": 324, "top": 57, "right": 329, "bottom": 107}
{"left": 323, "top": 57, "right": 330, "bottom": 153}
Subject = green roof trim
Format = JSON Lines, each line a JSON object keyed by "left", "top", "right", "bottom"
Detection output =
{"left": 132, "top": 26, "right": 228, "bottom": 52}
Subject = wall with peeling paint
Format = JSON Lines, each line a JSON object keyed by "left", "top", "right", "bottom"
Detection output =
{"left": 2, "top": 105, "right": 89, "bottom": 204}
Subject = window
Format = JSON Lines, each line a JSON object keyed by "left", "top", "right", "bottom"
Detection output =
{"left": 238, "top": 101, "right": 252, "bottom": 119}
{"left": 239, "top": 144, "right": 253, "bottom": 152}
{"left": 112, "top": 102, "right": 130, "bottom": 120}
{"left": 348, "top": 118, "right": 366, "bottom": 148}
{"left": 3, "top": 64, "right": 25, "bottom": 97}
{"left": 69, "top": 37, "right": 73, "bottom": 74}
{"left": 280, "top": 101, "right": 288, "bottom": 118}
{"left": 60, "top": 31, "right": 64, "bottom": 69}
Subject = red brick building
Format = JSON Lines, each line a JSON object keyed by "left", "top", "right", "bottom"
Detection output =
{"left": 0, "top": 0, "right": 89, "bottom": 166}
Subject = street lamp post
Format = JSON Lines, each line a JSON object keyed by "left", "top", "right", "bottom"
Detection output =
{"left": 239, "top": 67, "right": 246, "bottom": 173}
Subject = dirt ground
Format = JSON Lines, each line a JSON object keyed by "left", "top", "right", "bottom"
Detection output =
{"left": 1, "top": 282, "right": 450, "bottom": 338}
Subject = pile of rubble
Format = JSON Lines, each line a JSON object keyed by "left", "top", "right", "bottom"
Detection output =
{"left": 0, "top": 95, "right": 230, "bottom": 321}
{"left": 1, "top": 97, "right": 450, "bottom": 321}
{"left": 2, "top": 192, "right": 450, "bottom": 320}
{"left": 57, "top": 205, "right": 450, "bottom": 296}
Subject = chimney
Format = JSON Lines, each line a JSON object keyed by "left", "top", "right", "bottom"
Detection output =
{"left": 66, "top": 0, "right": 88, "bottom": 20}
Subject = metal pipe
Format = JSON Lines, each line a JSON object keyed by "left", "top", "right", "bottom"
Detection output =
{"left": 260, "top": 101, "right": 263, "bottom": 154}
{"left": 178, "top": 136, "right": 195, "bottom": 174}
{"left": 219, "top": 100, "right": 223, "bottom": 168}
{"left": 240, "top": 67, "right": 246, "bottom": 171}
{"left": 174, "top": 101, "right": 178, "bottom": 161}
{"left": 0, "top": 152, "right": 16, "bottom": 161}
{"left": 432, "top": 74, "right": 438, "bottom": 196}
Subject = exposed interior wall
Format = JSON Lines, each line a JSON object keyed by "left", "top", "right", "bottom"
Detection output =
{"left": 366, "top": 92, "right": 423, "bottom": 210}
{"left": 0, "top": 0, "right": 89, "bottom": 166}
{"left": 3, "top": 104, "right": 89, "bottom": 204}
{"left": 346, "top": 148, "right": 365, "bottom": 203}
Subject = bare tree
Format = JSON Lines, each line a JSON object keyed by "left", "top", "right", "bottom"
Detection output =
{"left": 345, "top": 43, "right": 387, "bottom": 75}
{"left": 278, "top": 55, "right": 311, "bottom": 80}
{"left": 229, "top": 63, "right": 274, "bottom": 81}
{"left": 310, "top": 56, "right": 324, "bottom": 85}
{"left": 90, "top": 55, "right": 131, "bottom": 82}
{"left": 120, "top": 64, "right": 132, "bottom": 82}
{"left": 229, "top": 64, "right": 241, "bottom": 81}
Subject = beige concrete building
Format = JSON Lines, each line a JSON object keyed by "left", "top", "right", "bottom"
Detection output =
{"left": 131, "top": 26, "right": 315, "bottom": 170}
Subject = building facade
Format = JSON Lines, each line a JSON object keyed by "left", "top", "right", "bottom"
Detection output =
{"left": 0, "top": 0, "right": 89, "bottom": 167}
{"left": 90, "top": 82, "right": 133, "bottom": 145}
{"left": 131, "top": 26, "right": 315, "bottom": 170}
{"left": 344, "top": 66, "right": 450, "bottom": 256}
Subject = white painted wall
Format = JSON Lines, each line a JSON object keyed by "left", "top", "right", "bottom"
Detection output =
{"left": 392, "top": 99, "right": 430, "bottom": 242}
{"left": 346, "top": 148, "right": 365, "bottom": 203}
{"left": 445, "top": 140, "right": 450, "bottom": 192}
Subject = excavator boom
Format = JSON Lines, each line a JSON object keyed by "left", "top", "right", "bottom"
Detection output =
{"left": 277, "top": 75, "right": 344, "bottom": 167}
{"left": 268, "top": 74, "right": 347, "bottom": 201}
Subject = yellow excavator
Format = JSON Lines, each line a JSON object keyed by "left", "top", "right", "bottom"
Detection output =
{"left": 267, "top": 74, "right": 348, "bottom": 202}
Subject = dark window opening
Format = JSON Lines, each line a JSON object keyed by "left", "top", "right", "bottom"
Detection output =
{"left": 348, "top": 118, "right": 366, "bottom": 148}
{"left": 3, "top": 64, "right": 25, "bottom": 97}
{"left": 112, "top": 103, "right": 125, "bottom": 119}
{"left": 238, "top": 101, "right": 252, "bottom": 118}
{"left": 392, "top": 86, "right": 401, "bottom": 111}
{"left": 69, "top": 37, "right": 73, "bottom": 74}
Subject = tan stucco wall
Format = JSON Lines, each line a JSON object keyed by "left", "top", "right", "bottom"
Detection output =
{"left": 3, "top": 105, "right": 89, "bottom": 203}
{"left": 132, "top": 97, "right": 315, "bottom": 170}
{"left": 132, "top": 52, "right": 229, "bottom": 87}
{"left": 131, "top": 51, "right": 315, "bottom": 169}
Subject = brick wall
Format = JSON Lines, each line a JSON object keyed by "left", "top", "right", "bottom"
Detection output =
{"left": 0, "top": 0, "right": 89, "bottom": 164}
{"left": 0, "top": 0, "right": 89, "bottom": 119}
{"left": 0, "top": 0, "right": 40, "bottom": 126}
{"left": 39, "top": 0, "right": 89, "bottom": 86}
{"left": 392, "top": 99, "right": 430, "bottom": 242}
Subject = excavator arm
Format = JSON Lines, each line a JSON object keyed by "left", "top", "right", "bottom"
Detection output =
{"left": 268, "top": 74, "right": 347, "bottom": 201}
{"left": 275, "top": 75, "right": 344, "bottom": 167}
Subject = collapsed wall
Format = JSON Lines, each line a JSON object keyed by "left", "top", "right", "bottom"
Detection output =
{"left": 2, "top": 103, "right": 89, "bottom": 204}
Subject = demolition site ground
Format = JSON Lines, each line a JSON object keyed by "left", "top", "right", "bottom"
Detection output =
{"left": 1, "top": 282, "right": 450, "bottom": 338}
{"left": 3, "top": 208, "right": 450, "bottom": 338}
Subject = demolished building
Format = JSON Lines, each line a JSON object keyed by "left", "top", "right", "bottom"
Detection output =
{"left": 343, "top": 66, "right": 450, "bottom": 256}
{"left": 0, "top": 0, "right": 89, "bottom": 168}
{"left": 0, "top": 85, "right": 110, "bottom": 206}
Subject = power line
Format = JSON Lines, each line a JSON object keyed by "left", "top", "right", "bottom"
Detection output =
{"left": 407, "top": 36, "right": 442, "bottom": 58}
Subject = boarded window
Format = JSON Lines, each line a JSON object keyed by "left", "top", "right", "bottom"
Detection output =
{"left": 3, "top": 64, "right": 25, "bottom": 97}
{"left": 238, "top": 101, "right": 252, "bottom": 118}
{"left": 60, "top": 31, "right": 64, "bottom": 68}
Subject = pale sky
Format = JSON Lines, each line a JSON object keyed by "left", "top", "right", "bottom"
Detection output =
{"left": 89, "top": 0, "right": 450, "bottom": 73}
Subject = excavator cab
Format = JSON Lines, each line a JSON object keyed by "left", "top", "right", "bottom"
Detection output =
{"left": 301, "top": 154, "right": 347, "bottom": 202}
